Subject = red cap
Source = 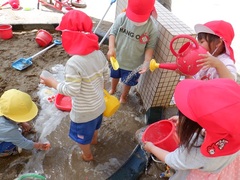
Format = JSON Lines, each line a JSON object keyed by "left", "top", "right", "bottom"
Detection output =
{"left": 174, "top": 78, "right": 240, "bottom": 157}
{"left": 55, "top": 10, "right": 99, "bottom": 55}
{"left": 194, "top": 20, "right": 235, "bottom": 61}
{"left": 126, "top": 0, "right": 155, "bottom": 22}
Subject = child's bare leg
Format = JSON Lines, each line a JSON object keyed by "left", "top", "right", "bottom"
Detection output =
{"left": 91, "top": 130, "right": 98, "bottom": 145}
{"left": 109, "top": 78, "right": 119, "bottom": 95}
{"left": 79, "top": 144, "right": 93, "bottom": 162}
{"left": 120, "top": 84, "right": 131, "bottom": 103}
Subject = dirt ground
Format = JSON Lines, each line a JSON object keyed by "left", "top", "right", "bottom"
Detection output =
{"left": 0, "top": 29, "right": 109, "bottom": 99}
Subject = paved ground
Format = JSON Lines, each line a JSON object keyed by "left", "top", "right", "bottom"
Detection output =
{"left": 0, "top": 0, "right": 116, "bottom": 25}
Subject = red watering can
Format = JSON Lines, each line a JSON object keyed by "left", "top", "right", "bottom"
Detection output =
{"left": 0, "top": 0, "right": 20, "bottom": 9}
{"left": 150, "top": 34, "right": 207, "bottom": 76}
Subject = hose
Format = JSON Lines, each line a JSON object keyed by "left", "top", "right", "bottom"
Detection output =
{"left": 17, "top": 173, "right": 46, "bottom": 180}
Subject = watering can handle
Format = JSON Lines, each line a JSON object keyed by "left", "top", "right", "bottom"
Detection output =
{"left": 31, "top": 40, "right": 62, "bottom": 59}
{"left": 103, "top": 89, "right": 110, "bottom": 97}
{"left": 169, "top": 34, "right": 199, "bottom": 57}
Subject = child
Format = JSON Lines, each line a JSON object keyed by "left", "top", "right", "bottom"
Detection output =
{"left": 107, "top": 0, "right": 158, "bottom": 103}
{"left": 143, "top": 78, "right": 240, "bottom": 179}
{"left": 0, "top": 89, "right": 50, "bottom": 157}
{"left": 187, "top": 20, "right": 237, "bottom": 81}
{"left": 40, "top": 10, "right": 110, "bottom": 162}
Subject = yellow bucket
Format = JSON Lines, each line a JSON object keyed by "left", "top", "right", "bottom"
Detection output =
{"left": 103, "top": 89, "right": 120, "bottom": 117}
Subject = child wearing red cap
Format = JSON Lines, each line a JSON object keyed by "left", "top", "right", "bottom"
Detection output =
{"left": 187, "top": 20, "right": 237, "bottom": 81}
{"left": 0, "top": 89, "right": 50, "bottom": 157}
{"left": 107, "top": 0, "right": 158, "bottom": 103}
{"left": 40, "top": 10, "right": 110, "bottom": 162}
{"left": 143, "top": 78, "right": 240, "bottom": 179}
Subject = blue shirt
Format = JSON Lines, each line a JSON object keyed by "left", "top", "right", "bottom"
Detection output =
{"left": 0, "top": 116, "right": 34, "bottom": 150}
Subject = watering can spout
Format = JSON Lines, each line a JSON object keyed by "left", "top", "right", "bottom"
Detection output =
{"left": 159, "top": 63, "right": 178, "bottom": 71}
{"left": 149, "top": 59, "right": 177, "bottom": 72}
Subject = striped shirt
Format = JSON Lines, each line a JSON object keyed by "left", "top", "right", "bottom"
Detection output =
{"left": 57, "top": 50, "right": 110, "bottom": 123}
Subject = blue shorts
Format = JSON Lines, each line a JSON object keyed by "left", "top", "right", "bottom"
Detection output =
{"left": 0, "top": 142, "right": 17, "bottom": 157}
{"left": 110, "top": 68, "right": 140, "bottom": 86}
{"left": 69, "top": 114, "right": 103, "bottom": 145}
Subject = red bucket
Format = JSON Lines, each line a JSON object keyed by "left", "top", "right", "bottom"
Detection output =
{"left": 35, "top": 29, "right": 53, "bottom": 47}
{"left": 142, "top": 120, "right": 179, "bottom": 152}
{"left": 55, "top": 93, "right": 72, "bottom": 112}
{"left": 0, "top": 24, "right": 13, "bottom": 40}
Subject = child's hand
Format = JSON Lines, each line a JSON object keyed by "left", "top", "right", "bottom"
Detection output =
{"left": 139, "top": 67, "right": 148, "bottom": 74}
{"left": 168, "top": 115, "right": 179, "bottom": 127}
{"left": 107, "top": 48, "right": 116, "bottom": 60}
{"left": 139, "top": 61, "right": 150, "bottom": 74}
{"left": 40, "top": 76, "right": 58, "bottom": 89}
{"left": 34, "top": 142, "right": 51, "bottom": 151}
{"left": 197, "top": 52, "right": 221, "bottom": 69}
{"left": 143, "top": 141, "right": 155, "bottom": 152}
{"left": 41, "top": 143, "right": 51, "bottom": 150}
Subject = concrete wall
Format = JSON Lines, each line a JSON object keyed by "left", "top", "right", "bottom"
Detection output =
{"left": 115, "top": 0, "right": 195, "bottom": 111}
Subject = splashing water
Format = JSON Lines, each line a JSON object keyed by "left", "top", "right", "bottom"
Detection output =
{"left": 123, "top": 65, "right": 143, "bottom": 84}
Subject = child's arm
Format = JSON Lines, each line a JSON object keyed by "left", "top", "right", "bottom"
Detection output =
{"left": 5, "top": 127, "right": 50, "bottom": 151}
{"left": 40, "top": 76, "right": 59, "bottom": 89}
{"left": 215, "top": 62, "right": 235, "bottom": 80}
{"left": 143, "top": 141, "right": 169, "bottom": 162}
{"left": 107, "top": 35, "right": 116, "bottom": 60}
{"left": 197, "top": 53, "right": 235, "bottom": 80}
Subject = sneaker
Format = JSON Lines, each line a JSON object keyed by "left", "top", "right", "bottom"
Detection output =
{"left": 0, "top": 147, "right": 22, "bottom": 157}
{"left": 71, "top": 0, "right": 87, "bottom": 8}
{"left": 11, "top": 147, "right": 22, "bottom": 156}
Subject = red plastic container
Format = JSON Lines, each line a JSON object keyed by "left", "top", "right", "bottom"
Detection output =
{"left": 9, "top": 0, "right": 20, "bottom": 9}
{"left": 55, "top": 93, "right": 72, "bottom": 112}
{"left": 0, "top": 24, "right": 13, "bottom": 40}
{"left": 35, "top": 29, "right": 53, "bottom": 47}
{"left": 142, "top": 120, "right": 179, "bottom": 152}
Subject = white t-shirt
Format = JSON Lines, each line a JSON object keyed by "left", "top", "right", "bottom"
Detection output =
{"left": 193, "top": 53, "right": 237, "bottom": 81}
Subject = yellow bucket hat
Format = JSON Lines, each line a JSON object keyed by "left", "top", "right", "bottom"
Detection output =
{"left": 0, "top": 89, "right": 38, "bottom": 122}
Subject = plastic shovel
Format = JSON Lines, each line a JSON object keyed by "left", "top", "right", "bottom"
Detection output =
{"left": 12, "top": 40, "right": 62, "bottom": 71}
{"left": 110, "top": 56, "right": 119, "bottom": 70}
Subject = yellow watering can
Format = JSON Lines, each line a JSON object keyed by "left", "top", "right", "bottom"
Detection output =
{"left": 103, "top": 89, "right": 120, "bottom": 117}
